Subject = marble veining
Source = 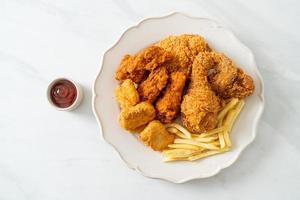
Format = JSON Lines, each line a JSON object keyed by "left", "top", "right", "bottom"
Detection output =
{"left": 0, "top": 0, "right": 299, "bottom": 199}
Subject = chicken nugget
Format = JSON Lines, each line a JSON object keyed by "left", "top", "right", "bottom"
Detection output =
{"left": 140, "top": 120, "right": 175, "bottom": 151}
{"left": 119, "top": 102, "right": 156, "bottom": 132}
{"left": 115, "top": 79, "right": 140, "bottom": 109}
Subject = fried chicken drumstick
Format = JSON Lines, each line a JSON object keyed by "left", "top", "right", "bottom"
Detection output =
{"left": 181, "top": 53, "right": 222, "bottom": 133}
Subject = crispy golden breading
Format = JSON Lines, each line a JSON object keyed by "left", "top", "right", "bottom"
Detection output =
{"left": 114, "top": 34, "right": 256, "bottom": 153}
{"left": 156, "top": 34, "right": 211, "bottom": 76}
{"left": 115, "top": 55, "right": 145, "bottom": 83}
{"left": 137, "top": 66, "right": 168, "bottom": 103}
{"left": 225, "top": 69, "right": 254, "bottom": 99}
{"left": 115, "top": 46, "right": 173, "bottom": 83}
{"left": 155, "top": 72, "right": 187, "bottom": 124}
{"left": 119, "top": 102, "right": 156, "bottom": 132}
{"left": 140, "top": 120, "right": 175, "bottom": 151}
{"left": 181, "top": 53, "right": 222, "bottom": 134}
{"left": 115, "top": 79, "right": 140, "bottom": 109}
{"left": 207, "top": 52, "right": 255, "bottom": 99}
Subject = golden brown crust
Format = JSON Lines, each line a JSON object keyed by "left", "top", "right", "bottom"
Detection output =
{"left": 181, "top": 52, "right": 222, "bottom": 134}
{"left": 115, "top": 46, "right": 173, "bottom": 83}
{"left": 137, "top": 66, "right": 168, "bottom": 103}
{"left": 139, "top": 120, "right": 175, "bottom": 151}
{"left": 208, "top": 52, "right": 255, "bottom": 99}
{"left": 115, "top": 55, "right": 146, "bottom": 83}
{"left": 114, "top": 34, "right": 255, "bottom": 151}
{"left": 115, "top": 79, "right": 140, "bottom": 109}
{"left": 155, "top": 72, "right": 187, "bottom": 124}
{"left": 225, "top": 69, "right": 254, "bottom": 99}
{"left": 119, "top": 102, "right": 156, "bottom": 132}
{"left": 156, "top": 34, "right": 211, "bottom": 76}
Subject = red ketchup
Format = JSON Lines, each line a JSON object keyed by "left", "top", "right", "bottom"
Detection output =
{"left": 50, "top": 80, "right": 77, "bottom": 108}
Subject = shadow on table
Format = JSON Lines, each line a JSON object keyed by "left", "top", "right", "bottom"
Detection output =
{"left": 73, "top": 85, "right": 94, "bottom": 118}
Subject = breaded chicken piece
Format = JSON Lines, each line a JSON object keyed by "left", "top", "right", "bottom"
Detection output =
{"left": 115, "top": 55, "right": 145, "bottom": 83}
{"left": 119, "top": 102, "right": 156, "bottom": 132}
{"left": 137, "top": 66, "right": 168, "bottom": 103}
{"left": 207, "top": 52, "right": 255, "bottom": 99}
{"left": 115, "top": 79, "right": 140, "bottom": 109}
{"left": 155, "top": 72, "right": 187, "bottom": 123}
{"left": 225, "top": 69, "right": 254, "bottom": 99}
{"left": 139, "top": 120, "right": 175, "bottom": 151}
{"left": 156, "top": 34, "right": 211, "bottom": 76}
{"left": 115, "top": 46, "right": 173, "bottom": 83}
{"left": 181, "top": 53, "right": 222, "bottom": 134}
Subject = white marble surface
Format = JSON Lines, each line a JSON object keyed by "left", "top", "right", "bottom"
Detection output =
{"left": 0, "top": 0, "right": 299, "bottom": 199}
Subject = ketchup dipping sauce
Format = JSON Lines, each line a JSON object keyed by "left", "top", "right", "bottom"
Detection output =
{"left": 47, "top": 78, "right": 83, "bottom": 111}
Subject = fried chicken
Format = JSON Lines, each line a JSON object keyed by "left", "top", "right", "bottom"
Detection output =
{"left": 115, "top": 34, "right": 255, "bottom": 151}
{"left": 115, "top": 79, "right": 140, "bottom": 109}
{"left": 119, "top": 101, "right": 156, "bottom": 132}
{"left": 181, "top": 52, "right": 222, "bottom": 134}
{"left": 225, "top": 68, "right": 254, "bottom": 99}
{"left": 139, "top": 120, "right": 175, "bottom": 151}
{"left": 155, "top": 72, "right": 187, "bottom": 123}
{"left": 206, "top": 52, "right": 255, "bottom": 99}
{"left": 115, "top": 46, "right": 173, "bottom": 83}
{"left": 137, "top": 66, "right": 168, "bottom": 103}
{"left": 156, "top": 34, "right": 211, "bottom": 76}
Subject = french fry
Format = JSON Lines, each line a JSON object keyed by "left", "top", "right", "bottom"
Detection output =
{"left": 161, "top": 98, "right": 245, "bottom": 162}
{"left": 174, "top": 139, "right": 219, "bottom": 150}
{"left": 217, "top": 98, "right": 239, "bottom": 121}
{"left": 223, "top": 131, "right": 231, "bottom": 147}
{"left": 218, "top": 132, "right": 226, "bottom": 149}
{"left": 193, "top": 135, "right": 218, "bottom": 143}
{"left": 210, "top": 141, "right": 220, "bottom": 146}
{"left": 166, "top": 127, "right": 187, "bottom": 139}
{"left": 165, "top": 123, "right": 192, "bottom": 139}
{"left": 188, "top": 149, "right": 229, "bottom": 161}
{"left": 162, "top": 149, "right": 201, "bottom": 158}
{"left": 168, "top": 144, "right": 202, "bottom": 150}
{"left": 217, "top": 114, "right": 226, "bottom": 149}
{"left": 198, "top": 126, "right": 225, "bottom": 138}
{"left": 224, "top": 100, "right": 245, "bottom": 132}
{"left": 163, "top": 156, "right": 189, "bottom": 162}
{"left": 217, "top": 118, "right": 223, "bottom": 128}
{"left": 162, "top": 149, "right": 202, "bottom": 162}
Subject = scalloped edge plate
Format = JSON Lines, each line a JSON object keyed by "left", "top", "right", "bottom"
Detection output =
{"left": 92, "top": 12, "right": 264, "bottom": 183}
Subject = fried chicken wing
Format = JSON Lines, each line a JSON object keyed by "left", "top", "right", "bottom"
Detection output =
{"left": 115, "top": 55, "right": 145, "bottom": 83}
{"left": 155, "top": 72, "right": 187, "bottom": 123}
{"left": 225, "top": 68, "right": 254, "bottom": 99}
{"left": 140, "top": 120, "right": 175, "bottom": 151}
{"left": 181, "top": 53, "right": 222, "bottom": 134}
{"left": 115, "top": 79, "right": 140, "bottom": 109}
{"left": 115, "top": 46, "right": 173, "bottom": 83}
{"left": 137, "top": 66, "right": 168, "bottom": 103}
{"left": 207, "top": 52, "right": 255, "bottom": 99}
{"left": 119, "top": 102, "right": 156, "bottom": 132}
{"left": 156, "top": 34, "right": 211, "bottom": 76}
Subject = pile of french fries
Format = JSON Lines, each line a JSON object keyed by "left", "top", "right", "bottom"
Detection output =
{"left": 163, "top": 98, "right": 245, "bottom": 162}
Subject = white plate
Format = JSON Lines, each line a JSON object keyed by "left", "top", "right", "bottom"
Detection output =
{"left": 92, "top": 12, "right": 264, "bottom": 183}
